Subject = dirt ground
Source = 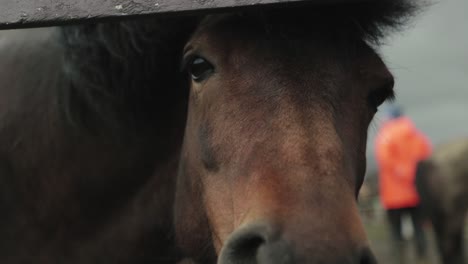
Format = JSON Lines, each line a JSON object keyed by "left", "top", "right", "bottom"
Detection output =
{"left": 360, "top": 200, "right": 468, "bottom": 264}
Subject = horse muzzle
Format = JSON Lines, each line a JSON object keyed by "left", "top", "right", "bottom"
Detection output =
{"left": 217, "top": 222, "right": 377, "bottom": 264}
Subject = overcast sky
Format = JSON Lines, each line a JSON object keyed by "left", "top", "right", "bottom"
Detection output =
{"left": 366, "top": 0, "right": 468, "bottom": 171}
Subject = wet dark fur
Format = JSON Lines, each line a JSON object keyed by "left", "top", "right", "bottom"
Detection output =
{"left": 0, "top": 0, "right": 419, "bottom": 263}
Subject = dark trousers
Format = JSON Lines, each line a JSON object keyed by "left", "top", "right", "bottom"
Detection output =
{"left": 387, "top": 207, "right": 427, "bottom": 260}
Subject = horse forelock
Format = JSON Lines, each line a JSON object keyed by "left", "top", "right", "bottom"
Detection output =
{"left": 261, "top": 0, "right": 421, "bottom": 45}
{"left": 337, "top": 0, "right": 423, "bottom": 44}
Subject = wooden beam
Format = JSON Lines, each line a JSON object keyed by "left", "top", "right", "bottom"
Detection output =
{"left": 0, "top": 0, "right": 363, "bottom": 29}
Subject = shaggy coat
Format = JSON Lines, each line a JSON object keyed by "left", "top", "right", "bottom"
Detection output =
{"left": 0, "top": 0, "right": 419, "bottom": 263}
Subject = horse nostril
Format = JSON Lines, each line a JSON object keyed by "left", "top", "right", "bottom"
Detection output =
{"left": 228, "top": 234, "right": 265, "bottom": 262}
{"left": 219, "top": 223, "right": 295, "bottom": 264}
{"left": 218, "top": 224, "right": 268, "bottom": 264}
{"left": 359, "top": 247, "right": 377, "bottom": 264}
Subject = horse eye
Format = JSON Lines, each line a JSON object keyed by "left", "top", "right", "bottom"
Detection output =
{"left": 367, "top": 82, "right": 395, "bottom": 111}
{"left": 188, "top": 57, "right": 214, "bottom": 82}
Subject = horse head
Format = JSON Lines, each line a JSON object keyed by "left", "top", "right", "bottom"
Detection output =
{"left": 174, "top": 4, "right": 413, "bottom": 262}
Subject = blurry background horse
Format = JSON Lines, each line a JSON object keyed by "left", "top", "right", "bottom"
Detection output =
{"left": 416, "top": 137, "right": 468, "bottom": 264}
{"left": 0, "top": 1, "right": 419, "bottom": 263}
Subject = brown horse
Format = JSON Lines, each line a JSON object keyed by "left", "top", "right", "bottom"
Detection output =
{"left": 0, "top": 1, "right": 418, "bottom": 263}
{"left": 416, "top": 137, "right": 468, "bottom": 264}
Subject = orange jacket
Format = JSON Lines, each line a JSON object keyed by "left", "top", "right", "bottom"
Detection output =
{"left": 375, "top": 117, "right": 432, "bottom": 209}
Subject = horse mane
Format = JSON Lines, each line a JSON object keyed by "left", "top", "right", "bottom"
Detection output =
{"left": 58, "top": 0, "right": 421, "bottom": 134}
{"left": 59, "top": 16, "right": 199, "bottom": 135}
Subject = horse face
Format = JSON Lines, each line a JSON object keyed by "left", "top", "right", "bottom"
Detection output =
{"left": 176, "top": 13, "right": 394, "bottom": 264}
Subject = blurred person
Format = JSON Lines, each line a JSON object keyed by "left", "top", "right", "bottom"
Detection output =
{"left": 375, "top": 105, "right": 432, "bottom": 263}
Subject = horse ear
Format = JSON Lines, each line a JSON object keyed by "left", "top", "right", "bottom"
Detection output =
{"left": 174, "top": 162, "right": 215, "bottom": 261}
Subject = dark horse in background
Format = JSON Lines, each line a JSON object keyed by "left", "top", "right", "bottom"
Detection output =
{"left": 0, "top": 1, "right": 419, "bottom": 263}
{"left": 416, "top": 137, "right": 468, "bottom": 264}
